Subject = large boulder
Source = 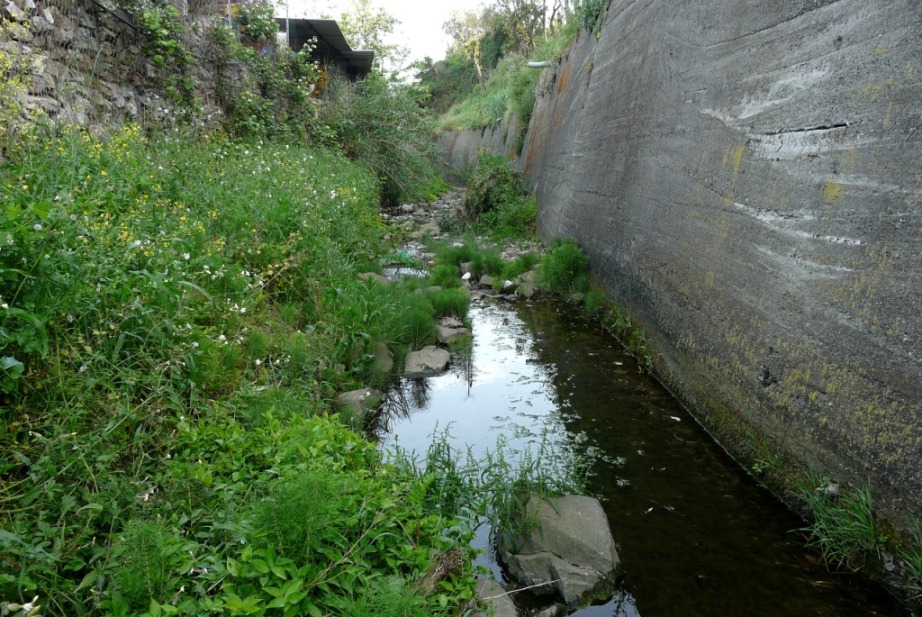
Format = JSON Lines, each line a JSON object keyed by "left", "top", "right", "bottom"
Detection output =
{"left": 403, "top": 346, "right": 450, "bottom": 377}
{"left": 497, "top": 495, "right": 619, "bottom": 606}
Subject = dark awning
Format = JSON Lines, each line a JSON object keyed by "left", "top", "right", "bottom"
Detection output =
{"left": 276, "top": 18, "right": 375, "bottom": 80}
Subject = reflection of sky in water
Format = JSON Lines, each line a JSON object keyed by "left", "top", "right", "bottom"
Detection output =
{"left": 378, "top": 304, "right": 569, "bottom": 461}
{"left": 378, "top": 303, "right": 631, "bottom": 617}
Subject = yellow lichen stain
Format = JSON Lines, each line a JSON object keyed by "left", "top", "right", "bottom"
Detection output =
{"left": 906, "top": 62, "right": 918, "bottom": 80}
{"left": 823, "top": 181, "right": 843, "bottom": 203}
{"left": 845, "top": 146, "right": 858, "bottom": 170}
{"left": 873, "top": 46, "right": 889, "bottom": 56}
{"left": 862, "top": 82, "right": 882, "bottom": 100}
{"left": 732, "top": 144, "right": 745, "bottom": 177}
{"left": 704, "top": 270, "right": 715, "bottom": 288}
{"left": 883, "top": 102, "right": 893, "bottom": 129}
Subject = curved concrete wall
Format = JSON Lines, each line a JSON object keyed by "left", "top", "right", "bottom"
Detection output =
{"left": 449, "top": 1, "right": 922, "bottom": 526}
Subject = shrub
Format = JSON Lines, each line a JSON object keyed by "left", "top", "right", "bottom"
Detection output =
{"left": 462, "top": 151, "right": 525, "bottom": 220}
{"left": 320, "top": 74, "right": 441, "bottom": 207}
{"left": 483, "top": 194, "right": 537, "bottom": 239}
{"left": 236, "top": 0, "right": 278, "bottom": 44}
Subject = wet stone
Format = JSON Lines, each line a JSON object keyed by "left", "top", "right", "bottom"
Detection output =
{"left": 404, "top": 346, "right": 450, "bottom": 377}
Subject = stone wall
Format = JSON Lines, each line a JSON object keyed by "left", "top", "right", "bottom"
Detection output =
{"left": 445, "top": 1, "right": 922, "bottom": 527}
{"left": 1, "top": 0, "right": 224, "bottom": 129}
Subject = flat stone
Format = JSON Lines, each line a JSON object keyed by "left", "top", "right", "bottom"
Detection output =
{"left": 436, "top": 324, "right": 471, "bottom": 344}
{"left": 479, "top": 274, "right": 495, "bottom": 289}
{"left": 440, "top": 316, "right": 464, "bottom": 328}
{"left": 404, "top": 345, "right": 450, "bottom": 377}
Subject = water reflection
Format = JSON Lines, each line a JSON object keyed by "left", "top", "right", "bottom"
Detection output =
{"left": 376, "top": 304, "right": 571, "bottom": 461}
{"left": 375, "top": 300, "right": 907, "bottom": 617}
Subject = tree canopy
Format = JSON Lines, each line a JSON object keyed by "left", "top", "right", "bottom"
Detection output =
{"left": 338, "top": 0, "right": 408, "bottom": 75}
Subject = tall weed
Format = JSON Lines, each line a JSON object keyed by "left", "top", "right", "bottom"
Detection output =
{"left": 540, "top": 238, "right": 590, "bottom": 296}
{"left": 798, "top": 472, "right": 887, "bottom": 570}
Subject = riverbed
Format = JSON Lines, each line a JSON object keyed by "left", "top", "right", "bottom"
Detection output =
{"left": 376, "top": 299, "right": 906, "bottom": 617}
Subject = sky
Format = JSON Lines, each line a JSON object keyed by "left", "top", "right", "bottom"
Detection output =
{"left": 282, "top": 0, "right": 486, "bottom": 65}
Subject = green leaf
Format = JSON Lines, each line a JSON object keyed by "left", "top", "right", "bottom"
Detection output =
{"left": 0, "top": 356, "right": 23, "bottom": 371}
{"left": 305, "top": 602, "right": 323, "bottom": 617}
{"left": 223, "top": 593, "right": 263, "bottom": 615}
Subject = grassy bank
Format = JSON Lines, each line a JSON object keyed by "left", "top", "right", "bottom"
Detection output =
{"left": 0, "top": 125, "right": 484, "bottom": 616}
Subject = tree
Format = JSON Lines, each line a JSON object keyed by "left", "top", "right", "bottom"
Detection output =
{"left": 444, "top": 10, "right": 487, "bottom": 91}
{"left": 413, "top": 54, "right": 478, "bottom": 114}
{"left": 493, "top": 0, "right": 545, "bottom": 54}
{"left": 338, "top": 0, "right": 408, "bottom": 75}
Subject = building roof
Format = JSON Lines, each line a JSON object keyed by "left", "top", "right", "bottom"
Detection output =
{"left": 276, "top": 18, "right": 375, "bottom": 80}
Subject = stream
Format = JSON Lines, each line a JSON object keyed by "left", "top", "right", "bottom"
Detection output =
{"left": 375, "top": 298, "right": 907, "bottom": 617}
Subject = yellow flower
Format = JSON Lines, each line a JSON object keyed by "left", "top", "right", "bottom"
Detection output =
{"left": 100, "top": 170, "right": 107, "bottom": 177}
{"left": 22, "top": 185, "right": 28, "bottom": 191}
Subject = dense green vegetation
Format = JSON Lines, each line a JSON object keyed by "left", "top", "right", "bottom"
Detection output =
{"left": 6, "top": 0, "right": 922, "bottom": 613}
{"left": 415, "top": 0, "right": 604, "bottom": 149}
{"left": 0, "top": 121, "right": 480, "bottom": 615}
{"left": 0, "top": 3, "right": 605, "bottom": 611}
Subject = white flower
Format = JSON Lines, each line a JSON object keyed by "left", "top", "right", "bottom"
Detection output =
{"left": 33, "top": 224, "right": 42, "bottom": 232}
{"left": 182, "top": 252, "right": 190, "bottom": 260}
{"left": 254, "top": 359, "right": 262, "bottom": 366}
{"left": 217, "top": 334, "right": 227, "bottom": 342}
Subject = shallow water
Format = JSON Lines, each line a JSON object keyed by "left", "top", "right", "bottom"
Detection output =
{"left": 377, "top": 300, "right": 906, "bottom": 617}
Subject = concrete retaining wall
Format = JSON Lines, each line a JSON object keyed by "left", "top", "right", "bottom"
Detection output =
{"left": 446, "top": 0, "right": 922, "bottom": 527}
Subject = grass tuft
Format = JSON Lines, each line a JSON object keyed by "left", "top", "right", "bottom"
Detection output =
{"left": 798, "top": 471, "right": 887, "bottom": 571}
